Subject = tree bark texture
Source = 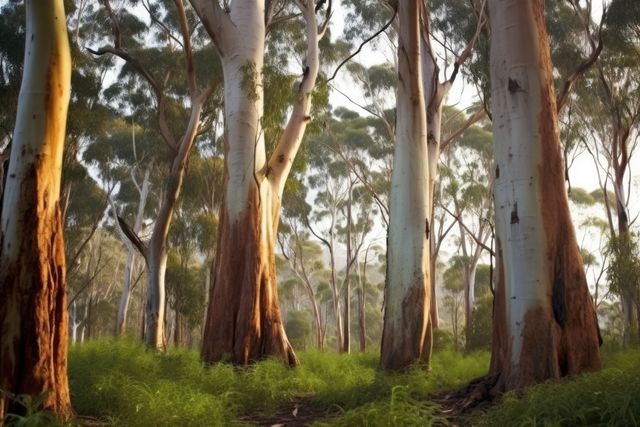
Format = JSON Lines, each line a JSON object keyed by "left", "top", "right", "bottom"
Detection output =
{"left": 0, "top": 0, "right": 72, "bottom": 419}
{"left": 194, "top": 0, "right": 326, "bottom": 365}
{"left": 202, "top": 184, "right": 297, "bottom": 364}
{"left": 380, "top": 0, "right": 431, "bottom": 371}
{"left": 488, "top": 0, "right": 601, "bottom": 391}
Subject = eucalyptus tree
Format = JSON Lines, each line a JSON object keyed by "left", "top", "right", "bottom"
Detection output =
{"left": 299, "top": 107, "right": 379, "bottom": 352}
{"left": 87, "top": 0, "right": 220, "bottom": 348}
{"left": 487, "top": 0, "right": 601, "bottom": 391}
{"left": 277, "top": 221, "right": 326, "bottom": 349}
{"left": 190, "top": 0, "right": 332, "bottom": 365}
{"left": 379, "top": 0, "right": 433, "bottom": 371}
{"left": 573, "top": 0, "right": 640, "bottom": 343}
{"left": 0, "top": 0, "right": 72, "bottom": 419}
{"left": 441, "top": 117, "right": 494, "bottom": 349}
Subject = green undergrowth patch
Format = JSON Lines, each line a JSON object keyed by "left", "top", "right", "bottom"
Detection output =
{"left": 68, "top": 340, "right": 488, "bottom": 426}
{"left": 475, "top": 348, "right": 640, "bottom": 426}
{"left": 305, "top": 350, "right": 488, "bottom": 426}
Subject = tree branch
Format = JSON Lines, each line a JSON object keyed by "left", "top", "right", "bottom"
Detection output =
{"left": 326, "top": 7, "right": 397, "bottom": 83}
{"left": 440, "top": 108, "right": 486, "bottom": 151}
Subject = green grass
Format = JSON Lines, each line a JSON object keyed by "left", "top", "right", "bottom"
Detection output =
{"left": 67, "top": 340, "right": 488, "bottom": 426}
{"left": 475, "top": 349, "right": 640, "bottom": 427}
{"left": 68, "top": 341, "right": 640, "bottom": 426}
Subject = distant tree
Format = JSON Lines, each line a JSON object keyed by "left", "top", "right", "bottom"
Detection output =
{"left": 466, "top": 264, "right": 493, "bottom": 351}
{"left": 606, "top": 233, "right": 640, "bottom": 344}
{"left": 572, "top": 0, "right": 640, "bottom": 344}
{"left": 278, "top": 223, "right": 326, "bottom": 349}
{"left": 286, "top": 310, "right": 313, "bottom": 350}
{"left": 442, "top": 258, "right": 466, "bottom": 351}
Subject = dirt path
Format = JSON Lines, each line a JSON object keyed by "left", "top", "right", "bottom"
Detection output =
{"left": 238, "top": 396, "right": 343, "bottom": 426}
{"left": 237, "top": 375, "right": 502, "bottom": 426}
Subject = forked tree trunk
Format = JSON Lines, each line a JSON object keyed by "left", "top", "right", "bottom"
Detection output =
{"left": 380, "top": 0, "right": 431, "bottom": 371}
{"left": 193, "top": 0, "right": 327, "bottom": 365}
{"left": 488, "top": 0, "right": 601, "bottom": 391}
{"left": 0, "top": 0, "right": 72, "bottom": 419}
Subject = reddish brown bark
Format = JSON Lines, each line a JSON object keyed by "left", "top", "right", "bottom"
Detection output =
{"left": 201, "top": 185, "right": 297, "bottom": 366}
{"left": 0, "top": 179, "right": 71, "bottom": 420}
{"left": 488, "top": 0, "right": 602, "bottom": 391}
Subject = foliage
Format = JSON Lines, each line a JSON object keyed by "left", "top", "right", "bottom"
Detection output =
{"left": 2, "top": 392, "right": 62, "bottom": 427}
{"left": 476, "top": 349, "right": 640, "bottom": 426}
{"left": 286, "top": 310, "right": 313, "bottom": 350}
{"left": 606, "top": 233, "right": 640, "bottom": 343}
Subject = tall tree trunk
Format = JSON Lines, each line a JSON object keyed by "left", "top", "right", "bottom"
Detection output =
{"left": 614, "top": 187, "right": 635, "bottom": 346}
{"left": 0, "top": 0, "right": 72, "bottom": 419}
{"left": 194, "top": 0, "right": 326, "bottom": 365}
{"left": 488, "top": 0, "right": 601, "bottom": 391}
{"left": 144, "top": 96, "right": 205, "bottom": 349}
{"left": 421, "top": 10, "right": 451, "bottom": 339}
{"left": 380, "top": 0, "right": 431, "bottom": 371}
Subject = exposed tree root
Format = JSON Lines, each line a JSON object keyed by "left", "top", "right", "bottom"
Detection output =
{"left": 431, "top": 374, "right": 502, "bottom": 425}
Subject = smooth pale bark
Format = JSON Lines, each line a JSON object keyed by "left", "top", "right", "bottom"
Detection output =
{"left": 288, "top": 243, "right": 324, "bottom": 349}
{"left": 380, "top": 0, "right": 431, "bottom": 371}
{"left": 328, "top": 214, "right": 344, "bottom": 351}
{"left": 342, "top": 183, "right": 354, "bottom": 353}
{"left": 488, "top": 0, "right": 601, "bottom": 391}
{"left": 145, "top": 98, "right": 205, "bottom": 348}
{"left": 193, "top": 0, "right": 326, "bottom": 365}
{"left": 115, "top": 167, "right": 151, "bottom": 336}
{"left": 0, "top": 0, "right": 72, "bottom": 419}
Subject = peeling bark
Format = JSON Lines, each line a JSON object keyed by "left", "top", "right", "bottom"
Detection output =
{"left": 488, "top": 0, "right": 601, "bottom": 391}
{"left": 194, "top": 0, "right": 328, "bottom": 365}
{"left": 0, "top": 0, "right": 72, "bottom": 419}
{"left": 202, "top": 185, "right": 297, "bottom": 365}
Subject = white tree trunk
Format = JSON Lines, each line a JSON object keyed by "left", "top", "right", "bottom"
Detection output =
{"left": 488, "top": 0, "right": 601, "bottom": 390}
{"left": 194, "top": 0, "right": 326, "bottom": 365}
{"left": 381, "top": 0, "right": 431, "bottom": 371}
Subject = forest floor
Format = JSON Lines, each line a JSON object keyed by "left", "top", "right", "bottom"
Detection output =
{"left": 59, "top": 340, "right": 639, "bottom": 426}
